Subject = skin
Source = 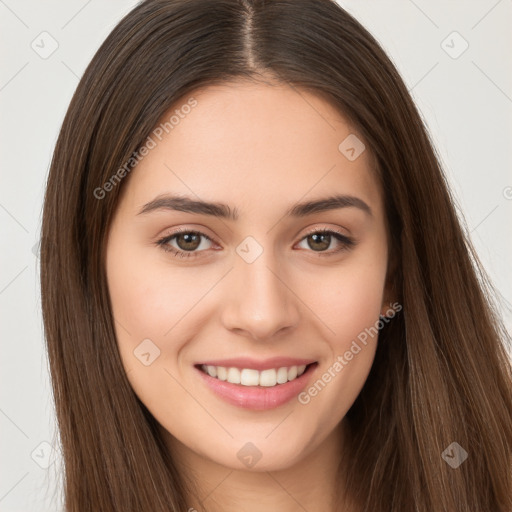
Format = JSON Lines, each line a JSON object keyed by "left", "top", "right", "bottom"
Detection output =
{"left": 106, "top": 79, "right": 394, "bottom": 512}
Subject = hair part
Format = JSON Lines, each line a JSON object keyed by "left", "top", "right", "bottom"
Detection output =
{"left": 40, "top": 0, "right": 512, "bottom": 510}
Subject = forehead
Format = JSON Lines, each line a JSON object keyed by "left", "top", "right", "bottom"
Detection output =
{"left": 118, "top": 80, "right": 383, "bottom": 219}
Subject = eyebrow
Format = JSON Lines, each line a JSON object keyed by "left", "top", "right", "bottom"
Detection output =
{"left": 137, "top": 193, "right": 372, "bottom": 219}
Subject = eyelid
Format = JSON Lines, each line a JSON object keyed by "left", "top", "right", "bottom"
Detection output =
{"left": 295, "top": 226, "right": 356, "bottom": 256}
{"left": 300, "top": 225, "right": 349, "bottom": 240}
{"left": 156, "top": 224, "right": 356, "bottom": 259}
{"left": 155, "top": 226, "right": 218, "bottom": 256}
{"left": 157, "top": 225, "right": 218, "bottom": 245}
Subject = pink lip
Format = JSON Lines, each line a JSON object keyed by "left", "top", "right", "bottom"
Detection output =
{"left": 194, "top": 362, "right": 319, "bottom": 410}
{"left": 196, "top": 356, "right": 316, "bottom": 371}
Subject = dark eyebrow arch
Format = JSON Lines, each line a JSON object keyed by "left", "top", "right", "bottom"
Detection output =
{"left": 137, "top": 193, "right": 372, "bottom": 220}
{"left": 287, "top": 194, "right": 372, "bottom": 217}
{"left": 137, "top": 195, "right": 239, "bottom": 219}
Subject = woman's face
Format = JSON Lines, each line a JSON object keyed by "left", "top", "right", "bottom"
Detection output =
{"left": 106, "top": 80, "right": 392, "bottom": 472}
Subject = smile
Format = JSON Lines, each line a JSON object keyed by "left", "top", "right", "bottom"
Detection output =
{"left": 194, "top": 362, "right": 319, "bottom": 410}
{"left": 198, "top": 363, "right": 308, "bottom": 387}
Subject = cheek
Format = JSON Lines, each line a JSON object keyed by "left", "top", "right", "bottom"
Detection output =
{"left": 321, "top": 271, "right": 384, "bottom": 333}
{"left": 305, "top": 245, "right": 388, "bottom": 346}
{"left": 106, "top": 236, "right": 180, "bottom": 364}
{"left": 294, "top": 244, "right": 387, "bottom": 404}
{"left": 107, "top": 229, "right": 201, "bottom": 334}
{"left": 106, "top": 242, "right": 203, "bottom": 419}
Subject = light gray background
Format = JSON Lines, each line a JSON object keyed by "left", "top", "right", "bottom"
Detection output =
{"left": 1, "top": 1, "right": 511, "bottom": 510}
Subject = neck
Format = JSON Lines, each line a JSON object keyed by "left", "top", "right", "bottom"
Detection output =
{"left": 161, "top": 420, "right": 354, "bottom": 512}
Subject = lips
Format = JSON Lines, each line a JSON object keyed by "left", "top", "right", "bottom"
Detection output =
{"left": 194, "top": 358, "right": 319, "bottom": 410}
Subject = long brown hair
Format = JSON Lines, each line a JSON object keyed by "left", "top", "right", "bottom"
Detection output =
{"left": 40, "top": 0, "right": 512, "bottom": 510}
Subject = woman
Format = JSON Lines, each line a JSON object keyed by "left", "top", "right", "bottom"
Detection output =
{"left": 40, "top": 0, "right": 512, "bottom": 511}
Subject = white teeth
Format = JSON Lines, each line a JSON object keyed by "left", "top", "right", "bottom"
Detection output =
{"left": 227, "top": 367, "right": 241, "bottom": 384}
{"left": 200, "top": 364, "right": 309, "bottom": 387}
{"left": 241, "top": 369, "right": 260, "bottom": 386}
{"left": 259, "top": 369, "right": 277, "bottom": 387}
{"left": 276, "top": 367, "right": 288, "bottom": 384}
{"left": 216, "top": 366, "right": 227, "bottom": 381}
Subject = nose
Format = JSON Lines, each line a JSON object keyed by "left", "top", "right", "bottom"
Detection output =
{"left": 220, "top": 249, "right": 300, "bottom": 341}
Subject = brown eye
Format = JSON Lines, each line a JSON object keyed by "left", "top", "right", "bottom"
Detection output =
{"left": 297, "top": 229, "right": 355, "bottom": 255}
{"left": 156, "top": 230, "right": 214, "bottom": 258}
{"left": 306, "top": 232, "right": 331, "bottom": 251}
{"left": 174, "top": 232, "right": 202, "bottom": 251}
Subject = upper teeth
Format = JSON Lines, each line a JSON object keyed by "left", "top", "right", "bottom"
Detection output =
{"left": 201, "top": 364, "right": 308, "bottom": 387}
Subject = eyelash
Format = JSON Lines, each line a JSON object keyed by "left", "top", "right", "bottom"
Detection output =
{"left": 155, "top": 227, "right": 356, "bottom": 259}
